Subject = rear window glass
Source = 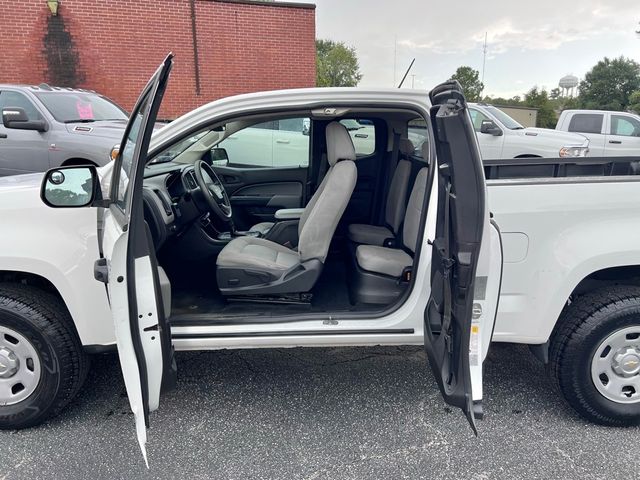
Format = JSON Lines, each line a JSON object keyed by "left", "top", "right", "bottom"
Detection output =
{"left": 339, "top": 119, "right": 375, "bottom": 156}
{"left": 568, "top": 114, "right": 603, "bottom": 134}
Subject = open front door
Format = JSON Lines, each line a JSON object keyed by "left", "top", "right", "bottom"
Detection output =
{"left": 99, "top": 55, "right": 176, "bottom": 464}
{"left": 424, "top": 81, "right": 503, "bottom": 433}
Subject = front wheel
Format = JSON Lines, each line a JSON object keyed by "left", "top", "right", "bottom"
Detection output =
{"left": 548, "top": 286, "right": 640, "bottom": 426}
{"left": 0, "top": 284, "right": 89, "bottom": 429}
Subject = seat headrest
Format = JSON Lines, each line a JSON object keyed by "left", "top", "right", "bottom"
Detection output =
{"left": 399, "top": 138, "right": 415, "bottom": 156}
{"left": 326, "top": 121, "right": 356, "bottom": 166}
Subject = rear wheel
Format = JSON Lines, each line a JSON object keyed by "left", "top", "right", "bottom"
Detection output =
{"left": 0, "top": 284, "right": 89, "bottom": 429}
{"left": 548, "top": 286, "right": 640, "bottom": 426}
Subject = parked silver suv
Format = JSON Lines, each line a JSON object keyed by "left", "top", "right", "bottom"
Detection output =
{"left": 0, "top": 84, "right": 128, "bottom": 176}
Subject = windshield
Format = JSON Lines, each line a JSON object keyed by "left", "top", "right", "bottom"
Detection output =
{"left": 34, "top": 91, "right": 128, "bottom": 123}
{"left": 485, "top": 106, "right": 524, "bottom": 130}
{"left": 149, "top": 131, "right": 210, "bottom": 165}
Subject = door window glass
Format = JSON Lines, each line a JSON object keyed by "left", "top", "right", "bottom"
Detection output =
{"left": 568, "top": 114, "right": 603, "bottom": 134}
{"left": 469, "top": 108, "right": 490, "bottom": 132}
{"left": 339, "top": 119, "right": 375, "bottom": 156}
{"left": 114, "top": 95, "right": 149, "bottom": 211}
{"left": 0, "top": 91, "right": 43, "bottom": 121}
{"left": 408, "top": 118, "right": 429, "bottom": 159}
{"left": 218, "top": 117, "right": 310, "bottom": 168}
{"left": 610, "top": 115, "right": 640, "bottom": 137}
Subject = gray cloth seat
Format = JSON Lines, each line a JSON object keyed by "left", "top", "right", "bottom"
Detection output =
{"left": 355, "top": 143, "right": 429, "bottom": 279}
{"left": 356, "top": 245, "right": 413, "bottom": 277}
{"left": 348, "top": 138, "right": 414, "bottom": 246}
{"left": 217, "top": 122, "right": 358, "bottom": 295}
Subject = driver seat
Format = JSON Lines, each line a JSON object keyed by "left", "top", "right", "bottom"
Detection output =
{"left": 216, "top": 121, "right": 358, "bottom": 295}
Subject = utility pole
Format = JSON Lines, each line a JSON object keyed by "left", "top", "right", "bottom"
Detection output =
{"left": 481, "top": 32, "right": 488, "bottom": 84}
{"left": 411, "top": 74, "right": 416, "bottom": 89}
{"left": 481, "top": 32, "right": 488, "bottom": 99}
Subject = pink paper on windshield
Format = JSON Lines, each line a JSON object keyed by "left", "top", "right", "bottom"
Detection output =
{"left": 76, "top": 101, "right": 94, "bottom": 120}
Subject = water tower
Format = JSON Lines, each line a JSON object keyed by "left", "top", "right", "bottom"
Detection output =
{"left": 559, "top": 75, "right": 579, "bottom": 98}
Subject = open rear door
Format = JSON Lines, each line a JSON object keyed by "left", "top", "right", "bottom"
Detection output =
{"left": 98, "top": 54, "right": 176, "bottom": 464}
{"left": 424, "top": 81, "right": 503, "bottom": 433}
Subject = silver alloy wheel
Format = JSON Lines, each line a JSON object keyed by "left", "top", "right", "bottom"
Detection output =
{"left": 591, "top": 326, "right": 640, "bottom": 404}
{"left": 0, "top": 326, "right": 42, "bottom": 406}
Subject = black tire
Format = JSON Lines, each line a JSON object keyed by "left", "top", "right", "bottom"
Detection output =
{"left": 548, "top": 286, "right": 640, "bottom": 426}
{"left": 0, "top": 284, "right": 89, "bottom": 429}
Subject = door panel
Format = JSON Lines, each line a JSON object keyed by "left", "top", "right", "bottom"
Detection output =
{"left": 0, "top": 90, "right": 50, "bottom": 176}
{"left": 100, "top": 55, "right": 175, "bottom": 463}
{"left": 214, "top": 165, "right": 307, "bottom": 230}
{"left": 605, "top": 114, "right": 640, "bottom": 157}
{"left": 424, "top": 80, "right": 502, "bottom": 433}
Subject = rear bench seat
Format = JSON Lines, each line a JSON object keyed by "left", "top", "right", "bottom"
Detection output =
{"left": 347, "top": 138, "right": 414, "bottom": 246}
{"left": 349, "top": 142, "right": 429, "bottom": 304}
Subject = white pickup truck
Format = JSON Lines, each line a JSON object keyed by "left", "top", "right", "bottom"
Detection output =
{"left": 556, "top": 109, "right": 640, "bottom": 157}
{"left": 469, "top": 103, "right": 590, "bottom": 159}
{"left": 0, "top": 58, "right": 639, "bottom": 459}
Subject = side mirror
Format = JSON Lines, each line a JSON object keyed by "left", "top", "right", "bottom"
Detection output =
{"left": 41, "top": 165, "right": 99, "bottom": 208}
{"left": 480, "top": 120, "right": 502, "bottom": 136}
{"left": 2, "top": 107, "right": 48, "bottom": 132}
{"left": 210, "top": 147, "right": 229, "bottom": 167}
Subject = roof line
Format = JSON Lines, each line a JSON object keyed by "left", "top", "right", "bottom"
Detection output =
{"left": 211, "top": 0, "right": 316, "bottom": 9}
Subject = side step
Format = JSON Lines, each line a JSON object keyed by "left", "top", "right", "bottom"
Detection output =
{"left": 226, "top": 293, "right": 313, "bottom": 305}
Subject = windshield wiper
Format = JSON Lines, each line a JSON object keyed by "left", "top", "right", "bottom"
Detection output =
{"left": 64, "top": 119, "right": 96, "bottom": 124}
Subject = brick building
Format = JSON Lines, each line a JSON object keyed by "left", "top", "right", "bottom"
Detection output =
{"left": 0, "top": 0, "right": 316, "bottom": 118}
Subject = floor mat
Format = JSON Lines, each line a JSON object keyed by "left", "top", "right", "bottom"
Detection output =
{"left": 170, "top": 257, "right": 378, "bottom": 321}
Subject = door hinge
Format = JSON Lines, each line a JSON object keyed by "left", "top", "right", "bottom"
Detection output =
{"left": 94, "top": 258, "right": 108, "bottom": 284}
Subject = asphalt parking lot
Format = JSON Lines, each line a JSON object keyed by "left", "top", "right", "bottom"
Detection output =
{"left": 1, "top": 343, "right": 639, "bottom": 480}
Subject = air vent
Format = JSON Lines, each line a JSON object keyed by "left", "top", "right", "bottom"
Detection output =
{"left": 184, "top": 171, "right": 198, "bottom": 190}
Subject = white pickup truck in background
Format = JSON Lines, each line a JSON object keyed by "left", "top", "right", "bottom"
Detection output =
{"left": 469, "top": 103, "right": 590, "bottom": 159}
{"left": 556, "top": 110, "right": 640, "bottom": 157}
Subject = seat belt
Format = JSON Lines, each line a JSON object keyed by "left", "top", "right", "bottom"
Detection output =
{"left": 316, "top": 152, "right": 329, "bottom": 191}
{"left": 378, "top": 132, "right": 401, "bottom": 227}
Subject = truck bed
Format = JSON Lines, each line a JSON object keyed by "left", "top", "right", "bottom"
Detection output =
{"left": 484, "top": 156, "right": 640, "bottom": 181}
{"left": 485, "top": 156, "right": 640, "bottom": 344}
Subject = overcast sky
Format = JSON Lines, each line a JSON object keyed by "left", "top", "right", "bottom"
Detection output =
{"left": 298, "top": 0, "right": 640, "bottom": 97}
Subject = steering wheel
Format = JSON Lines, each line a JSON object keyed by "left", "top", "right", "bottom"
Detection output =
{"left": 193, "top": 160, "right": 232, "bottom": 221}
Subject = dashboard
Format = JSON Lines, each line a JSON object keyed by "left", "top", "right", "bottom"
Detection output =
{"left": 141, "top": 163, "right": 207, "bottom": 250}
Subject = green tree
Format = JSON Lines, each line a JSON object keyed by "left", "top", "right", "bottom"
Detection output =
{"left": 629, "top": 91, "right": 640, "bottom": 114}
{"left": 450, "top": 66, "right": 484, "bottom": 101}
{"left": 316, "top": 39, "right": 362, "bottom": 87}
{"left": 524, "top": 87, "right": 557, "bottom": 128}
{"left": 579, "top": 57, "right": 640, "bottom": 110}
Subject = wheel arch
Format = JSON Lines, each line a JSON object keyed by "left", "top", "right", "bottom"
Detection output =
{"left": 60, "top": 157, "right": 98, "bottom": 167}
{"left": 0, "top": 264, "right": 113, "bottom": 347}
{"left": 544, "top": 263, "right": 640, "bottom": 344}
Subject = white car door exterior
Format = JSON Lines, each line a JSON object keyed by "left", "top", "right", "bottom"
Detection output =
{"left": 425, "top": 82, "right": 503, "bottom": 432}
{"left": 100, "top": 55, "right": 176, "bottom": 464}
{"left": 469, "top": 107, "right": 503, "bottom": 160}
{"left": 606, "top": 113, "right": 640, "bottom": 157}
